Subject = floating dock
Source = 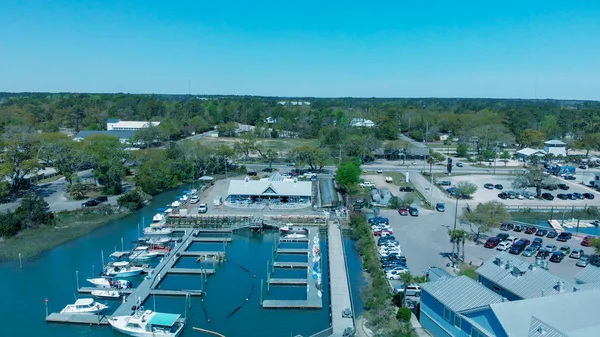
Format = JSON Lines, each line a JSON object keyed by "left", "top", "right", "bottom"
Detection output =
{"left": 328, "top": 221, "right": 355, "bottom": 336}
{"left": 279, "top": 237, "right": 309, "bottom": 243}
{"left": 262, "top": 226, "right": 322, "bottom": 309}
{"left": 167, "top": 268, "right": 215, "bottom": 275}
{"left": 276, "top": 248, "right": 309, "bottom": 255}
{"left": 191, "top": 237, "right": 232, "bottom": 242}
{"left": 46, "top": 313, "right": 109, "bottom": 325}
{"left": 273, "top": 262, "right": 309, "bottom": 269}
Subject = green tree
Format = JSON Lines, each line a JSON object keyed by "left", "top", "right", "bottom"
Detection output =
{"left": 262, "top": 149, "right": 278, "bottom": 168}
{"left": 455, "top": 181, "right": 477, "bottom": 199}
{"left": 216, "top": 122, "right": 238, "bottom": 137}
{"left": 215, "top": 145, "right": 235, "bottom": 177}
{"left": 0, "top": 134, "right": 41, "bottom": 193}
{"left": 500, "top": 150, "right": 511, "bottom": 165}
{"left": 426, "top": 156, "right": 435, "bottom": 176}
{"left": 0, "top": 210, "right": 22, "bottom": 237}
{"left": 292, "top": 145, "right": 327, "bottom": 171}
{"left": 456, "top": 143, "right": 469, "bottom": 157}
{"left": 511, "top": 166, "right": 552, "bottom": 197}
{"left": 132, "top": 125, "right": 160, "bottom": 147}
{"left": 460, "top": 201, "right": 510, "bottom": 242}
{"left": 396, "top": 307, "right": 412, "bottom": 323}
{"left": 335, "top": 159, "right": 361, "bottom": 192}
{"left": 117, "top": 189, "right": 146, "bottom": 211}
{"left": 83, "top": 135, "right": 126, "bottom": 195}
{"left": 518, "top": 129, "right": 546, "bottom": 148}
{"left": 67, "top": 174, "right": 87, "bottom": 200}
{"left": 14, "top": 193, "right": 54, "bottom": 228}
{"left": 448, "top": 229, "right": 469, "bottom": 264}
{"left": 233, "top": 133, "right": 257, "bottom": 162}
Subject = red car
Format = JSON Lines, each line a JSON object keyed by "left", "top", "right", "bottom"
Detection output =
{"left": 484, "top": 237, "right": 501, "bottom": 248}
{"left": 381, "top": 230, "right": 394, "bottom": 236}
{"left": 398, "top": 207, "right": 409, "bottom": 216}
{"left": 582, "top": 236, "right": 594, "bottom": 247}
{"left": 373, "top": 230, "right": 382, "bottom": 236}
{"left": 525, "top": 227, "right": 537, "bottom": 234}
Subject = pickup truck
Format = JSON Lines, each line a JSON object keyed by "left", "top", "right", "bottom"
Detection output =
{"left": 385, "top": 177, "right": 393, "bottom": 183}
{"left": 359, "top": 182, "right": 375, "bottom": 188}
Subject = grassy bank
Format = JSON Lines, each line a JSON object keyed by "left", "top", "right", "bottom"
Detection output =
{"left": 0, "top": 206, "right": 131, "bottom": 261}
{"left": 348, "top": 214, "right": 416, "bottom": 337}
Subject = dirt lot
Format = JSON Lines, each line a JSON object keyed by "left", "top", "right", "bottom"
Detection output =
{"left": 441, "top": 174, "right": 600, "bottom": 207}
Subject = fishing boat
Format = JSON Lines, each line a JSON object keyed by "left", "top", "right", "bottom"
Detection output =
{"left": 279, "top": 224, "right": 308, "bottom": 235}
{"left": 60, "top": 298, "right": 108, "bottom": 314}
{"left": 143, "top": 226, "right": 173, "bottom": 236}
{"left": 104, "top": 261, "right": 144, "bottom": 278}
{"left": 108, "top": 308, "right": 185, "bottom": 337}
{"left": 87, "top": 278, "right": 132, "bottom": 289}
{"left": 129, "top": 246, "right": 160, "bottom": 262}
{"left": 283, "top": 233, "right": 307, "bottom": 239}
{"left": 91, "top": 289, "right": 122, "bottom": 299}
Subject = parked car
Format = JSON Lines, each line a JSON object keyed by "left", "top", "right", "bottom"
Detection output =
{"left": 496, "top": 233, "right": 510, "bottom": 242}
{"left": 572, "top": 192, "right": 584, "bottom": 200}
{"left": 189, "top": 195, "right": 200, "bottom": 204}
{"left": 369, "top": 216, "right": 389, "bottom": 225}
{"left": 393, "top": 284, "right": 422, "bottom": 297}
{"left": 495, "top": 184, "right": 503, "bottom": 190}
{"left": 570, "top": 248, "right": 584, "bottom": 259}
{"left": 456, "top": 162, "right": 464, "bottom": 167}
{"left": 398, "top": 207, "right": 409, "bottom": 216}
{"left": 545, "top": 244, "right": 557, "bottom": 252}
{"left": 376, "top": 169, "right": 383, "bottom": 174}
{"left": 509, "top": 242, "right": 527, "bottom": 255}
{"left": 496, "top": 241, "right": 512, "bottom": 251}
{"left": 399, "top": 186, "right": 415, "bottom": 192}
{"left": 537, "top": 249, "right": 551, "bottom": 259}
{"left": 550, "top": 251, "right": 565, "bottom": 263}
{"left": 484, "top": 183, "right": 494, "bottom": 189}
{"left": 565, "top": 175, "right": 576, "bottom": 180}
{"left": 541, "top": 193, "right": 554, "bottom": 201}
{"left": 498, "top": 192, "right": 509, "bottom": 199}
{"left": 559, "top": 245, "right": 571, "bottom": 255}
{"left": 535, "top": 229, "right": 548, "bottom": 237}
{"left": 409, "top": 207, "right": 419, "bottom": 216}
{"left": 484, "top": 237, "right": 501, "bottom": 248}
{"left": 525, "top": 226, "right": 537, "bottom": 234}
{"left": 197, "top": 203, "right": 208, "bottom": 213}
{"left": 435, "top": 203, "right": 445, "bottom": 212}
{"left": 513, "top": 225, "right": 523, "bottom": 232}
{"left": 582, "top": 236, "right": 594, "bottom": 247}
{"left": 262, "top": 167, "right": 274, "bottom": 172}
{"left": 557, "top": 184, "right": 570, "bottom": 190}
{"left": 82, "top": 200, "right": 99, "bottom": 207}
{"left": 557, "top": 232, "right": 572, "bottom": 242}
{"left": 544, "top": 184, "right": 557, "bottom": 191}
{"left": 546, "top": 230, "right": 558, "bottom": 239}
{"left": 522, "top": 246, "right": 539, "bottom": 257}
{"left": 577, "top": 256, "right": 590, "bottom": 267}
{"left": 437, "top": 181, "right": 451, "bottom": 186}
{"left": 505, "top": 236, "right": 518, "bottom": 244}
{"left": 531, "top": 237, "right": 543, "bottom": 248}
{"left": 582, "top": 193, "right": 595, "bottom": 200}
{"left": 500, "top": 223, "right": 514, "bottom": 231}
{"left": 95, "top": 195, "right": 108, "bottom": 203}
{"left": 557, "top": 193, "right": 568, "bottom": 200}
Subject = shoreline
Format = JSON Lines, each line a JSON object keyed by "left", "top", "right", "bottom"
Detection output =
{"left": 0, "top": 206, "right": 132, "bottom": 261}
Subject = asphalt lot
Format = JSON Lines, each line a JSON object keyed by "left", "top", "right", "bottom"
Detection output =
{"left": 440, "top": 174, "right": 600, "bottom": 208}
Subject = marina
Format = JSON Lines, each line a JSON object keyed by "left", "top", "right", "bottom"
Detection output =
{"left": 328, "top": 221, "right": 355, "bottom": 336}
{"left": 273, "top": 261, "right": 309, "bottom": 268}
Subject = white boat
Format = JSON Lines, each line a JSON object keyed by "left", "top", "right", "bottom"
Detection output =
{"left": 144, "top": 226, "right": 173, "bottom": 236}
{"left": 108, "top": 309, "right": 185, "bottom": 337}
{"left": 87, "top": 278, "right": 132, "bottom": 289}
{"left": 144, "top": 237, "right": 171, "bottom": 245}
{"left": 283, "top": 233, "right": 307, "bottom": 239}
{"left": 152, "top": 213, "right": 165, "bottom": 223}
{"left": 60, "top": 298, "right": 109, "bottom": 314}
{"left": 104, "top": 261, "right": 144, "bottom": 278}
{"left": 91, "top": 289, "right": 122, "bottom": 299}
{"left": 279, "top": 224, "right": 308, "bottom": 235}
{"left": 129, "top": 246, "right": 160, "bottom": 262}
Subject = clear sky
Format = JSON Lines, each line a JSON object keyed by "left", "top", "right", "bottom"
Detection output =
{"left": 1, "top": 1, "right": 600, "bottom": 100}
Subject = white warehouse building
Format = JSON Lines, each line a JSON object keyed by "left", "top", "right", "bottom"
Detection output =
{"left": 107, "top": 118, "right": 161, "bottom": 131}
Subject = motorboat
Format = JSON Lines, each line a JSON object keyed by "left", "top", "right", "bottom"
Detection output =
{"left": 283, "top": 233, "right": 307, "bottom": 239}
{"left": 87, "top": 278, "right": 132, "bottom": 289}
{"left": 60, "top": 298, "right": 108, "bottom": 315}
{"left": 144, "top": 226, "right": 173, "bottom": 236}
{"left": 91, "top": 289, "right": 122, "bottom": 299}
{"left": 108, "top": 308, "right": 185, "bottom": 337}
{"left": 104, "top": 261, "right": 144, "bottom": 278}
{"left": 279, "top": 224, "right": 308, "bottom": 235}
{"left": 145, "top": 237, "right": 171, "bottom": 245}
{"left": 129, "top": 246, "right": 160, "bottom": 262}
{"left": 152, "top": 213, "right": 165, "bottom": 223}
{"left": 149, "top": 244, "right": 172, "bottom": 255}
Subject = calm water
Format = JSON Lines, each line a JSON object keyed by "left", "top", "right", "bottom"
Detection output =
{"left": 0, "top": 185, "right": 365, "bottom": 337}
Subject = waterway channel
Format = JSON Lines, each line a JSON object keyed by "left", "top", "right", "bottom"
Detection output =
{"left": 0, "top": 185, "right": 364, "bottom": 337}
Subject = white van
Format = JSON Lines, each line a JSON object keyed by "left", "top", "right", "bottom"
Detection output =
{"left": 385, "top": 176, "right": 393, "bottom": 183}
{"left": 394, "top": 284, "right": 421, "bottom": 297}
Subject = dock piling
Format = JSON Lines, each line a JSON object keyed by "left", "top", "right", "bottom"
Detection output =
{"left": 121, "top": 237, "right": 124, "bottom": 252}
{"left": 75, "top": 270, "right": 79, "bottom": 291}
{"left": 19, "top": 253, "right": 22, "bottom": 269}
{"left": 260, "top": 280, "right": 263, "bottom": 305}
{"left": 44, "top": 298, "right": 48, "bottom": 317}
{"left": 93, "top": 265, "right": 95, "bottom": 277}
{"left": 101, "top": 250, "right": 105, "bottom": 268}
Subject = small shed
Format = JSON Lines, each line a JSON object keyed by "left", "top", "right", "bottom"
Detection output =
{"left": 198, "top": 176, "right": 214, "bottom": 185}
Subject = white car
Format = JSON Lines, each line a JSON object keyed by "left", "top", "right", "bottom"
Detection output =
{"left": 387, "top": 269, "right": 410, "bottom": 280}
{"left": 506, "top": 236, "right": 518, "bottom": 244}
{"left": 359, "top": 182, "right": 375, "bottom": 188}
{"left": 197, "top": 203, "right": 208, "bottom": 213}
{"left": 189, "top": 195, "right": 200, "bottom": 204}
{"left": 496, "top": 241, "right": 512, "bottom": 251}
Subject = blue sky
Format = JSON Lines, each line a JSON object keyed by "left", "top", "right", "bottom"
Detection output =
{"left": 1, "top": 1, "right": 600, "bottom": 99}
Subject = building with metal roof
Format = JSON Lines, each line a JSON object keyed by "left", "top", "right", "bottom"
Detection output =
{"left": 476, "top": 252, "right": 577, "bottom": 301}
{"left": 574, "top": 265, "right": 600, "bottom": 284}
{"left": 106, "top": 119, "right": 160, "bottom": 131}
{"left": 426, "top": 266, "right": 454, "bottom": 282}
{"left": 226, "top": 175, "right": 312, "bottom": 205}
{"left": 543, "top": 139, "right": 567, "bottom": 156}
{"left": 73, "top": 130, "right": 136, "bottom": 144}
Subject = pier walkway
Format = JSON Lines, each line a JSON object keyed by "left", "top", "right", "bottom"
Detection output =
{"left": 191, "top": 237, "right": 232, "bottom": 242}
{"left": 276, "top": 248, "right": 309, "bottom": 255}
{"left": 328, "top": 221, "right": 355, "bottom": 336}
{"left": 273, "top": 262, "right": 308, "bottom": 268}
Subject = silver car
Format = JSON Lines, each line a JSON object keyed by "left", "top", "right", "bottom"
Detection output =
{"left": 577, "top": 256, "right": 589, "bottom": 267}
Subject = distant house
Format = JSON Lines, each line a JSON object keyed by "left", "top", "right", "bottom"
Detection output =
{"left": 543, "top": 139, "right": 567, "bottom": 156}
{"left": 73, "top": 130, "right": 135, "bottom": 144}
{"left": 106, "top": 118, "right": 160, "bottom": 131}
{"left": 439, "top": 134, "right": 449, "bottom": 141}
{"left": 277, "top": 101, "right": 311, "bottom": 106}
{"left": 405, "top": 147, "right": 430, "bottom": 159}
{"left": 515, "top": 148, "right": 545, "bottom": 161}
{"left": 264, "top": 117, "right": 277, "bottom": 124}
{"left": 349, "top": 118, "right": 375, "bottom": 128}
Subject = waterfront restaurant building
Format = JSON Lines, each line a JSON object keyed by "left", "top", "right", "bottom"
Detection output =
{"left": 226, "top": 174, "right": 312, "bottom": 205}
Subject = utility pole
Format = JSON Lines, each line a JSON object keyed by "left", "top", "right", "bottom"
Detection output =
{"left": 339, "top": 145, "right": 342, "bottom": 165}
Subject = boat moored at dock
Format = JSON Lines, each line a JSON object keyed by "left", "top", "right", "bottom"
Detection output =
{"left": 128, "top": 246, "right": 160, "bottom": 262}
{"left": 279, "top": 223, "right": 308, "bottom": 235}
{"left": 88, "top": 278, "right": 132, "bottom": 289}
{"left": 91, "top": 289, "right": 122, "bottom": 299}
{"left": 108, "top": 308, "right": 185, "bottom": 337}
{"left": 104, "top": 261, "right": 144, "bottom": 278}
{"left": 60, "top": 298, "right": 108, "bottom": 315}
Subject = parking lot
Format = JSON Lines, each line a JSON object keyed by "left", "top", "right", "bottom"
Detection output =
{"left": 440, "top": 174, "right": 600, "bottom": 207}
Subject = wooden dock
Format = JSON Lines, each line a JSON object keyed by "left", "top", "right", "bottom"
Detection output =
{"left": 78, "top": 287, "right": 205, "bottom": 297}
{"left": 192, "top": 228, "right": 232, "bottom": 233}
{"left": 167, "top": 268, "right": 215, "bottom": 275}
{"left": 273, "top": 262, "right": 309, "bottom": 268}
{"left": 46, "top": 313, "right": 109, "bottom": 325}
{"left": 261, "top": 300, "right": 323, "bottom": 309}
{"left": 268, "top": 278, "right": 307, "bottom": 285}
{"left": 191, "top": 237, "right": 232, "bottom": 242}
{"left": 279, "top": 237, "right": 309, "bottom": 243}
{"left": 328, "top": 221, "right": 355, "bottom": 336}
{"left": 276, "top": 248, "right": 309, "bottom": 255}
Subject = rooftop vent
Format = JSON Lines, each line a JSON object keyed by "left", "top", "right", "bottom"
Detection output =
{"left": 529, "top": 263, "right": 536, "bottom": 271}
{"left": 537, "top": 327, "right": 546, "bottom": 335}
{"left": 555, "top": 280, "right": 565, "bottom": 292}
{"left": 505, "top": 260, "right": 513, "bottom": 270}
{"left": 512, "top": 266, "right": 524, "bottom": 278}
{"left": 573, "top": 287, "right": 578, "bottom": 292}
{"left": 494, "top": 257, "right": 503, "bottom": 266}
{"left": 244, "top": 176, "right": 250, "bottom": 183}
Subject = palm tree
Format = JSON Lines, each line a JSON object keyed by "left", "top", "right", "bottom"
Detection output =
{"left": 448, "top": 229, "right": 469, "bottom": 265}
{"left": 427, "top": 156, "right": 435, "bottom": 177}
{"left": 399, "top": 272, "right": 415, "bottom": 307}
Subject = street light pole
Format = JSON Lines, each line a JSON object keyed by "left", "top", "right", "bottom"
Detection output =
{"left": 453, "top": 196, "right": 459, "bottom": 230}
